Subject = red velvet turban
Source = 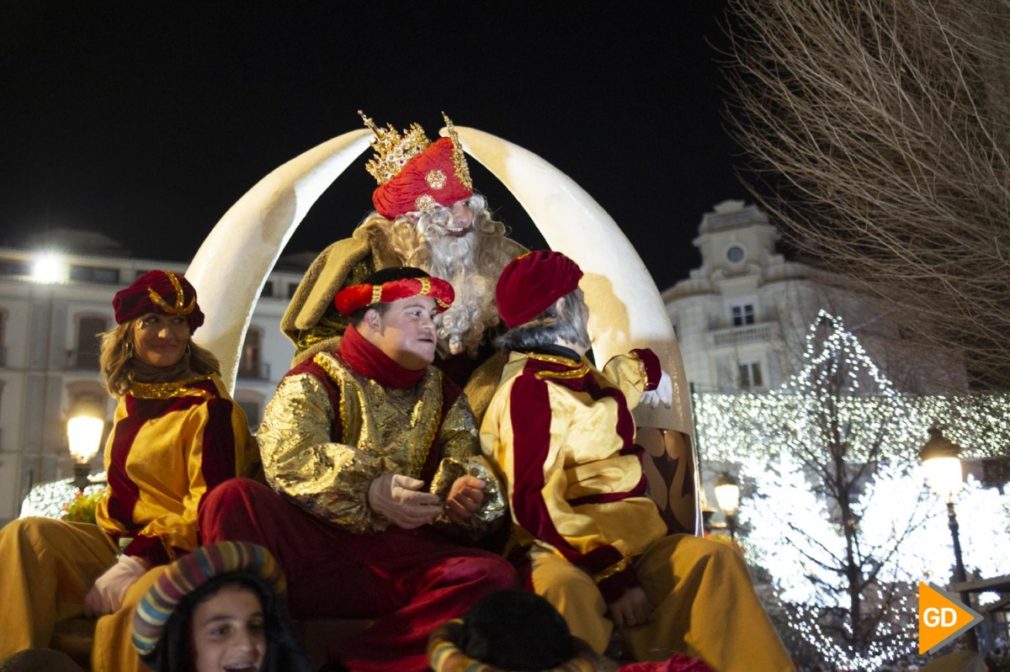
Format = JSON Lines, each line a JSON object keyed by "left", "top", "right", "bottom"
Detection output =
{"left": 334, "top": 275, "right": 455, "bottom": 316}
{"left": 496, "top": 251, "right": 584, "bottom": 328}
{"left": 112, "top": 270, "right": 205, "bottom": 333}
{"left": 372, "top": 138, "right": 473, "bottom": 219}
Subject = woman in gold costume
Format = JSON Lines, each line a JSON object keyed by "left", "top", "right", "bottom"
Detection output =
{"left": 0, "top": 270, "right": 258, "bottom": 672}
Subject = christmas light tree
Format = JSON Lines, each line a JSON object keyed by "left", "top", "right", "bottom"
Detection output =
{"left": 693, "top": 311, "right": 1010, "bottom": 668}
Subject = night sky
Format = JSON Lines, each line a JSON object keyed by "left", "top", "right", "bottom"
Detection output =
{"left": 0, "top": 2, "right": 748, "bottom": 290}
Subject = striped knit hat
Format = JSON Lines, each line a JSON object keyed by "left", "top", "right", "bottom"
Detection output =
{"left": 132, "top": 542, "right": 286, "bottom": 659}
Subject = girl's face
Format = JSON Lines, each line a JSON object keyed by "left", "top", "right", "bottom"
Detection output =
{"left": 191, "top": 584, "right": 266, "bottom": 672}
{"left": 132, "top": 312, "right": 190, "bottom": 368}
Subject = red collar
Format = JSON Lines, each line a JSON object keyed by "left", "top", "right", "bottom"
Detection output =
{"left": 338, "top": 325, "right": 426, "bottom": 389}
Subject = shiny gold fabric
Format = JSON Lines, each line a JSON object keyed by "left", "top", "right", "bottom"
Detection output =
{"left": 429, "top": 455, "right": 507, "bottom": 535}
{"left": 259, "top": 351, "right": 506, "bottom": 534}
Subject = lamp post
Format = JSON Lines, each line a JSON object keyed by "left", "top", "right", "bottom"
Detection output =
{"left": 921, "top": 427, "right": 978, "bottom": 652}
{"left": 714, "top": 472, "right": 741, "bottom": 541}
{"left": 67, "top": 410, "right": 103, "bottom": 492}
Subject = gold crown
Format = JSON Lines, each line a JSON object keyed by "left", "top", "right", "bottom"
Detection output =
{"left": 359, "top": 111, "right": 432, "bottom": 185}
{"left": 441, "top": 112, "right": 473, "bottom": 191}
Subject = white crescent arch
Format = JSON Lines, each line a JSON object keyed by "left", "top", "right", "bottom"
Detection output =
{"left": 447, "top": 126, "right": 692, "bottom": 434}
{"left": 186, "top": 129, "right": 372, "bottom": 388}
{"left": 187, "top": 125, "right": 692, "bottom": 437}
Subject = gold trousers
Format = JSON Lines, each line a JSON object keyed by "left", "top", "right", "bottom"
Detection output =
{"left": 0, "top": 517, "right": 166, "bottom": 671}
{"left": 530, "top": 534, "right": 795, "bottom": 672}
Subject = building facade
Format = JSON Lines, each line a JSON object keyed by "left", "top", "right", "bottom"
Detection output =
{"left": 0, "top": 247, "right": 306, "bottom": 523}
{"left": 662, "top": 200, "right": 966, "bottom": 395}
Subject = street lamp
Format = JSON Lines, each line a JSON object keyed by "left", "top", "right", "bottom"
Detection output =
{"left": 920, "top": 427, "right": 978, "bottom": 652}
{"left": 714, "top": 472, "right": 741, "bottom": 541}
{"left": 67, "top": 410, "right": 104, "bottom": 491}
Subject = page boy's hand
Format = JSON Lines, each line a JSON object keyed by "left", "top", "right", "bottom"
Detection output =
{"left": 640, "top": 370, "right": 673, "bottom": 409}
{"left": 609, "top": 586, "right": 651, "bottom": 629}
{"left": 368, "top": 472, "right": 441, "bottom": 529}
{"left": 445, "top": 475, "right": 485, "bottom": 524}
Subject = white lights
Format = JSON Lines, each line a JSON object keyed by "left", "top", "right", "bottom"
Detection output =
{"left": 30, "top": 251, "right": 69, "bottom": 284}
{"left": 713, "top": 473, "right": 740, "bottom": 516}
{"left": 692, "top": 311, "right": 1010, "bottom": 668}
{"left": 67, "top": 414, "right": 104, "bottom": 464}
{"left": 920, "top": 428, "right": 964, "bottom": 502}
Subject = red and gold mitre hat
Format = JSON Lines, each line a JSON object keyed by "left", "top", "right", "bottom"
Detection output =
{"left": 496, "top": 250, "right": 584, "bottom": 328}
{"left": 360, "top": 111, "right": 473, "bottom": 219}
{"left": 334, "top": 272, "right": 455, "bottom": 316}
{"left": 112, "top": 270, "right": 205, "bottom": 333}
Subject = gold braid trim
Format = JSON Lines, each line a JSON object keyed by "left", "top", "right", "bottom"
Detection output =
{"left": 128, "top": 376, "right": 214, "bottom": 400}
{"left": 591, "top": 555, "right": 631, "bottom": 583}
{"left": 146, "top": 271, "right": 197, "bottom": 316}
{"left": 527, "top": 352, "right": 591, "bottom": 381}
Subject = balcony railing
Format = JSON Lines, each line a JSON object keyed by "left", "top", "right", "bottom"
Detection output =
{"left": 710, "top": 322, "right": 777, "bottom": 348}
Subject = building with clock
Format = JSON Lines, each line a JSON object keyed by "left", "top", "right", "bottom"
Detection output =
{"left": 661, "top": 200, "right": 965, "bottom": 395}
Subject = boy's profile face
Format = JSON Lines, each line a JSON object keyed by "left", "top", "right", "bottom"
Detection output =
{"left": 364, "top": 295, "right": 439, "bottom": 370}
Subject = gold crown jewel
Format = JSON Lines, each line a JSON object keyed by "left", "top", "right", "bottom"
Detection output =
{"left": 441, "top": 112, "right": 473, "bottom": 191}
{"left": 358, "top": 110, "right": 432, "bottom": 185}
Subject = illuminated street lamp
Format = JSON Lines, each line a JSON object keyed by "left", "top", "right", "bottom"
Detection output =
{"left": 714, "top": 472, "right": 741, "bottom": 541}
{"left": 920, "top": 427, "right": 978, "bottom": 652}
{"left": 67, "top": 411, "right": 104, "bottom": 491}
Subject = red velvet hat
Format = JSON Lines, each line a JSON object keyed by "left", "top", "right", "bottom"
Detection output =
{"left": 360, "top": 111, "right": 473, "bottom": 219}
{"left": 334, "top": 274, "right": 455, "bottom": 316}
{"left": 112, "top": 270, "right": 205, "bottom": 333}
{"left": 496, "top": 251, "right": 584, "bottom": 328}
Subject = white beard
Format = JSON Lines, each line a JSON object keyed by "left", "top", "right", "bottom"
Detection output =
{"left": 398, "top": 213, "right": 509, "bottom": 357}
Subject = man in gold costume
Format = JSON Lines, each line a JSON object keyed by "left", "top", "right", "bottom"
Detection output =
{"left": 481, "top": 251, "right": 794, "bottom": 672}
{"left": 200, "top": 267, "right": 517, "bottom": 672}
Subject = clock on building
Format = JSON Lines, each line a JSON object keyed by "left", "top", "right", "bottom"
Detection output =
{"left": 726, "top": 245, "right": 745, "bottom": 264}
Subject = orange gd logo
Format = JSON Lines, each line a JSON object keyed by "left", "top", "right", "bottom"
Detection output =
{"left": 918, "top": 582, "right": 982, "bottom": 655}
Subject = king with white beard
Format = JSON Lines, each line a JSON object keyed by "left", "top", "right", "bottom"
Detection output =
{"left": 281, "top": 113, "right": 524, "bottom": 412}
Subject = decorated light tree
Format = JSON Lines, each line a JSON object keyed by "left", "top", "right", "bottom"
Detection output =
{"left": 695, "top": 311, "right": 1010, "bottom": 668}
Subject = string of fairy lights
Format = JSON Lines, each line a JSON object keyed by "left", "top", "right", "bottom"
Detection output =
{"left": 694, "top": 311, "right": 1010, "bottom": 669}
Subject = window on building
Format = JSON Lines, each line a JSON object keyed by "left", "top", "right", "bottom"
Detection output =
{"left": 74, "top": 316, "right": 108, "bottom": 369}
{"left": 70, "top": 265, "right": 120, "bottom": 284}
{"left": 288, "top": 283, "right": 299, "bottom": 299}
{"left": 238, "top": 328, "right": 264, "bottom": 379}
{"left": 260, "top": 281, "right": 274, "bottom": 299}
{"left": 738, "top": 361, "right": 763, "bottom": 389}
{"left": 731, "top": 304, "right": 755, "bottom": 327}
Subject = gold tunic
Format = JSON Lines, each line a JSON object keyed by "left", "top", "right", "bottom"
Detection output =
{"left": 259, "top": 351, "right": 504, "bottom": 534}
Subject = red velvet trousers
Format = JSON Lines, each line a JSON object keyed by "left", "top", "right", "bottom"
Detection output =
{"left": 199, "top": 478, "right": 517, "bottom": 672}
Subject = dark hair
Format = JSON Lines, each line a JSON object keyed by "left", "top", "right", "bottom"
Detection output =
{"left": 348, "top": 266, "right": 431, "bottom": 326}
{"left": 458, "top": 590, "right": 573, "bottom": 670}
{"left": 144, "top": 572, "right": 311, "bottom": 672}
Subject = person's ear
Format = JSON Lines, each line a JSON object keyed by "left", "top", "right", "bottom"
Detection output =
{"left": 364, "top": 307, "right": 383, "bottom": 333}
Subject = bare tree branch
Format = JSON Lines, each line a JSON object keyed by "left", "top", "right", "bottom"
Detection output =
{"left": 724, "top": 0, "right": 1010, "bottom": 388}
